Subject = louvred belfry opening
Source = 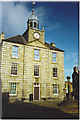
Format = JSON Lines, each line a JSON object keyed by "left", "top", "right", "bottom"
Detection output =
{"left": 27, "top": 9, "right": 39, "bottom": 29}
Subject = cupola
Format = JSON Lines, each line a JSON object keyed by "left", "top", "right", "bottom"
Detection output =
{"left": 27, "top": 9, "right": 39, "bottom": 29}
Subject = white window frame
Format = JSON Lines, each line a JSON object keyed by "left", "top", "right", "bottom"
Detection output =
{"left": 12, "top": 45, "right": 18, "bottom": 58}
{"left": 34, "top": 65, "right": 39, "bottom": 77}
{"left": 53, "top": 68, "right": 57, "bottom": 78}
{"left": 53, "top": 84, "right": 58, "bottom": 95}
{"left": 11, "top": 63, "right": 18, "bottom": 76}
{"left": 9, "top": 83, "right": 17, "bottom": 96}
{"left": 52, "top": 52, "right": 57, "bottom": 63}
{"left": 34, "top": 49, "right": 39, "bottom": 61}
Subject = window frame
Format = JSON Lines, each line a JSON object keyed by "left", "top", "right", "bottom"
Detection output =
{"left": 11, "top": 63, "right": 18, "bottom": 76}
{"left": 9, "top": 83, "right": 17, "bottom": 96}
{"left": 53, "top": 84, "right": 58, "bottom": 95}
{"left": 34, "top": 65, "right": 39, "bottom": 77}
{"left": 12, "top": 45, "right": 18, "bottom": 58}
{"left": 53, "top": 68, "right": 57, "bottom": 78}
{"left": 52, "top": 52, "right": 57, "bottom": 63}
{"left": 34, "top": 49, "right": 39, "bottom": 61}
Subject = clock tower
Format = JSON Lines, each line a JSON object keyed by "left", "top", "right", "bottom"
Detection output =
{"left": 23, "top": 8, "right": 45, "bottom": 44}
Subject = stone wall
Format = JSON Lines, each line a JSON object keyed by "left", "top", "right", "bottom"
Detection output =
{"left": 1, "top": 41, "right": 24, "bottom": 102}
{"left": 1, "top": 40, "right": 65, "bottom": 102}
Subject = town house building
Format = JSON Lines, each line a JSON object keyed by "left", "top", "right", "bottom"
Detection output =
{"left": 0, "top": 8, "right": 65, "bottom": 102}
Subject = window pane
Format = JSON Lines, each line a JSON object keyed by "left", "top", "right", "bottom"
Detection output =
{"left": 53, "top": 84, "right": 58, "bottom": 94}
{"left": 34, "top": 49, "right": 39, "bottom": 60}
{"left": 10, "top": 83, "right": 16, "bottom": 95}
{"left": 52, "top": 53, "right": 57, "bottom": 62}
{"left": 34, "top": 65, "right": 39, "bottom": 76}
{"left": 12, "top": 46, "right": 18, "bottom": 58}
{"left": 11, "top": 63, "right": 17, "bottom": 75}
{"left": 53, "top": 68, "right": 57, "bottom": 77}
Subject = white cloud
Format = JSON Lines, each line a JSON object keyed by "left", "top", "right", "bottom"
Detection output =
{"left": 2, "top": 2, "right": 62, "bottom": 38}
{"left": 65, "top": 68, "right": 73, "bottom": 75}
{"left": 65, "top": 52, "right": 78, "bottom": 60}
{"left": 46, "top": 22, "right": 62, "bottom": 31}
{"left": 2, "top": 2, "right": 50, "bottom": 38}
{"left": 2, "top": 2, "right": 31, "bottom": 38}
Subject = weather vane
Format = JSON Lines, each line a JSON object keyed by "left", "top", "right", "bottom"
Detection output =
{"left": 32, "top": 2, "right": 35, "bottom": 9}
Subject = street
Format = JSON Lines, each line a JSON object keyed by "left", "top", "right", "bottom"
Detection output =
{"left": 2, "top": 101, "right": 78, "bottom": 119}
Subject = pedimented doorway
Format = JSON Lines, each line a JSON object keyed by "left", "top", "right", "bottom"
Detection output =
{"left": 34, "top": 83, "right": 40, "bottom": 100}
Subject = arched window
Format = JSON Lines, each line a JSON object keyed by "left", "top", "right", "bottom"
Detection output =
{"left": 34, "top": 22, "right": 36, "bottom": 28}
{"left": 30, "top": 22, "right": 32, "bottom": 27}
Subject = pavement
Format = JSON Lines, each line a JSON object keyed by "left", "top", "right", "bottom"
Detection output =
{"left": 2, "top": 100, "right": 79, "bottom": 119}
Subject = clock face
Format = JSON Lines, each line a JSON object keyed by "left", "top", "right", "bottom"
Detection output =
{"left": 34, "top": 32, "right": 40, "bottom": 39}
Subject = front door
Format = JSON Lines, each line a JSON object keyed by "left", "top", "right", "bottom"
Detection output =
{"left": 34, "top": 87, "right": 39, "bottom": 100}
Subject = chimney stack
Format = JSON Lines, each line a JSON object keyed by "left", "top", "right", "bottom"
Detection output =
{"left": 51, "top": 42, "right": 55, "bottom": 47}
{"left": 0, "top": 32, "right": 5, "bottom": 43}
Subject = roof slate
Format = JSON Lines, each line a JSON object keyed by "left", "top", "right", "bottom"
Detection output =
{"left": 3, "top": 35, "right": 27, "bottom": 45}
{"left": 2, "top": 34, "right": 64, "bottom": 52}
{"left": 45, "top": 42, "right": 64, "bottom": 52}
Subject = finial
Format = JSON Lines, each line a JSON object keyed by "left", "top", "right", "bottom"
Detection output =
{"left": 32, "top": 2, "right": 35, "bottom": 14}
{"left": 32, "top": 2, "right": 35, "bottom": 9}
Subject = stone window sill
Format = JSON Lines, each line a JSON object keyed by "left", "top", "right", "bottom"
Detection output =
{"left": 53, "top": 77, "right": 58, "bottom": 79}
{"left": 10, "top": 74, "right": 18, "bottom": 77}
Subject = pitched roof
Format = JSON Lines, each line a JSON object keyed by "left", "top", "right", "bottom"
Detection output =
{"left": 45, "top": 42, "right": 64, "bottom": 52}
{"left": 3, "top": 35, "right": 27, "bottom": 45}
{"left": 2, "top": 34, "right": 64, "bottom": 52}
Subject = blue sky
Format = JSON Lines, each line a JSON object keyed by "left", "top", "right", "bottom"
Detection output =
{"left": 0, "top": 1, "right": 79, "bottom": 82}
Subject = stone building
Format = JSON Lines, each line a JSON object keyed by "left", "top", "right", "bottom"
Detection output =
{"left": 65, "top": 81, "right": 73, "bottom": 94}
{"left": 0, "top": 8, "right": 65, "bottom": 102}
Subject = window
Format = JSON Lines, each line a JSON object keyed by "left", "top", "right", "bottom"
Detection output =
{"left": 34, "top": 22, "right": 36, "bottom": 28}
{"left": 30, "top": 22, "right": 32, "bottom": 27}
{"left": 53, "top": 84, "right": 58, "bottom": 95}
{"left": 52, "top": 52, "right": 57, "bottom": 62}
{"left": 34, "top": 49, "right": 39, "bottom": 60}
{"left": 12, "top": 46, "right": 18, "bottom": 58}
{"left": 11, "top": 63, "right": 17, "bottom": 75}
{"left": 53, "top": 68, "right": 57, "bottom": 77}
{"left": 10, "top": 83, "right": 17, "bottom": 95}
{"left": 34, "top": 65, "right": 39, "bottom": 76}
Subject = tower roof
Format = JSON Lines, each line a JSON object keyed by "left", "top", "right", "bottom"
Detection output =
{"left": 28, "top": 9, "right": 38, "bottom": 21}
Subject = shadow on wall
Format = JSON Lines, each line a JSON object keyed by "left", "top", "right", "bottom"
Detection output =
{"left": 2, "top": 92, "right": 9, "bottom": 103}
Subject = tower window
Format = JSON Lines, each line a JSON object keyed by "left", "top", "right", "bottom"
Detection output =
{"left": 34, "top": 22, "right": 36, "bottom": 28}
{"left": 30, "top": 22, "right": 32, "bottom": 27}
